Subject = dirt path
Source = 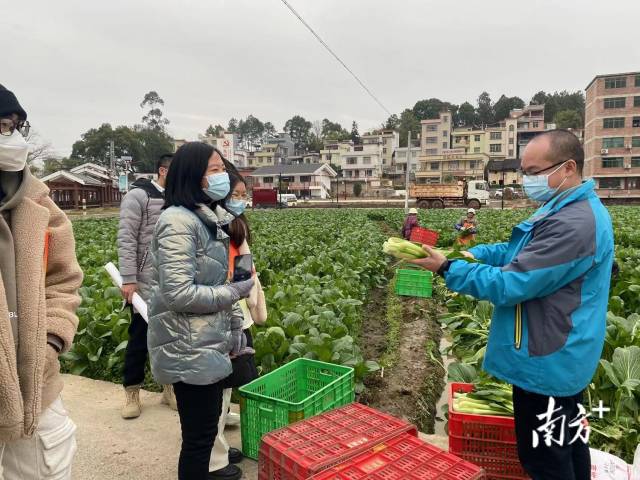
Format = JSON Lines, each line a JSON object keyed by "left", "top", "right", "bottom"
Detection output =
{"left": 360, "top": 293, "right": 445, "bottom": 433}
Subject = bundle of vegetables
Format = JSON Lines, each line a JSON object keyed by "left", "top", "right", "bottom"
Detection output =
{"left": 383, "top": 237, "right": 480, "bottom": 262}
{"left": 452, "top": 380, "right": 514, "bottom": 417}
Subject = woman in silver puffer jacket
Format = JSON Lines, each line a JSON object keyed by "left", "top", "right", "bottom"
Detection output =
{"left": 147, "top": 142, "right": 254, "bottom": 480}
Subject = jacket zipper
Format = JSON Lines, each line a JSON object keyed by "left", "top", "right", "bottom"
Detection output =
{"left": 514, "top": 303, "right": 522, "bottom": 350}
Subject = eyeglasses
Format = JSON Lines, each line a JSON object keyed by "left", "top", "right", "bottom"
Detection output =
{"left": 519, "top": 159, "right": 571, "bottom": 176}
{"left": 0, "top": 118, "right": 30, "bottom": 137}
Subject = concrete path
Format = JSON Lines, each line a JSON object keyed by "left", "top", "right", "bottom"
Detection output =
{"left": 62, "top": 374, "right": 448, "bottom": 480}
{"left": 63, "top": 374, "right": 257, "bottom": 480}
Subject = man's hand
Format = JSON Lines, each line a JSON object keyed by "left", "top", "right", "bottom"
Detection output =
{"left": 409, "top": 245, "right": 447, "bottom": 273}
{"left": 121, "top": 283, "right": 137, "bottom": 304}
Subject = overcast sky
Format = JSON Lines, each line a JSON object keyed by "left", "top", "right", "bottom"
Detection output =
{"left": 3, "top": 0, "right": 640, "bottom": 157}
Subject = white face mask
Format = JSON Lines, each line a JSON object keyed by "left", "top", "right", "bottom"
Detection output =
{"left": 0, "top": 129, "right": 29, "bottom": 172}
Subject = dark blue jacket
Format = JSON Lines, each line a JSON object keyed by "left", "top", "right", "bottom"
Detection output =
{"left": 444, "top": 180, "right": 614, "bottom": 396}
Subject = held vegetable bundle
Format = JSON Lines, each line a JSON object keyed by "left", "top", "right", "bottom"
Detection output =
{"left": 382, "top": 237, "right": 480, "bottom": 262}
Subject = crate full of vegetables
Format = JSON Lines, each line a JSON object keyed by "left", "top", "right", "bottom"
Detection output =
{"left": 310, "top": 432, "right": 486, "bottom": 480}
{"left": 258, "top": 403, "right": 417, "bottom": 480}
{"left": 240, "top": 358, "right": 354, "bottom": 459}
{"left": 449, "top": 382, "right": 529, "bottom": 480}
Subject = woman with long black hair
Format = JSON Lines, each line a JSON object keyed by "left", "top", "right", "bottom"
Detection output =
{"left": 147, "top": 142, "right": 254, "bottom": 480}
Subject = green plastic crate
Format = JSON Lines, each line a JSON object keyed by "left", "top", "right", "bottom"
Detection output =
{"left": 395, "top": 267, "right": 433, "bottom": 298}
{"left": 238, "top": 358, "right": 354, "bottom": 459}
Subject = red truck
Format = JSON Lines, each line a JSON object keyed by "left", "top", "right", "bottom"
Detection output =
{"left": 251, "top": 188, "right": 278, "bottom": 208}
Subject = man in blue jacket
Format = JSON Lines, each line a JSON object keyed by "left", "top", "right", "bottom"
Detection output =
{"left": 413, "top": 130, "right": 614, "bottom": 480}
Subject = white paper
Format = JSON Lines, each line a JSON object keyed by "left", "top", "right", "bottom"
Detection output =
{"left": 104, "top": 262, "right": 149, "bottom": 323}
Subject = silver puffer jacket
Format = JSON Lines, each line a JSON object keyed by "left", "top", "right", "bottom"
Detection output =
{"left": 147, "top": 205, "right": 243, "bottom": 386}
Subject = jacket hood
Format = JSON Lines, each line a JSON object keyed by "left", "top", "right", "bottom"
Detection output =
{"left": 131, "top": 178, "right": 163, "bottom": 199}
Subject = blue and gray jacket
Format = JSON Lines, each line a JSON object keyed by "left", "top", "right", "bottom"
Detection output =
{"left": 444, "top": 179, "right": 614, "bottom": 397}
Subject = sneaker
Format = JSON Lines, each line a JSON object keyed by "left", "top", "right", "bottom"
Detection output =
{"left": 226, "top": 411, "right": 241, "bottom": 427}
{"left": 121, "top": 385, "right": 142, "bottom": 419}
{"left": 208, "top": 464, "right": 242, "bottom": 480}
{"left": 161, "top": 384, "right": 178, "bottom": 410}
{"left": 228, "top": 447, "right": 243, "bottom": 464}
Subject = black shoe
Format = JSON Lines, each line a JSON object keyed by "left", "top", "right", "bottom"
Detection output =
{"left": 208, "top": 464, "right": 242, "bottom": 480}
{"left": 228, "top": 447, "right": 243, "bottom": 464}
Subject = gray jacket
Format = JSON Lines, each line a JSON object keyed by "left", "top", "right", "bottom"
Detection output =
{"left": 147, "top": 205, "right": 243, "bottom": 386}
{"left": 117, "top": 179, "right": 164, "bottom": 301}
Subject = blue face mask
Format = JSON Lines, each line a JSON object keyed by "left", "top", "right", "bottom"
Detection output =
{"left": 226, "top": 198, "right": 247, "bottom": 216}
{"left": 203, "top": 172, "right": 230, "bottom": 201}
{"left": 523, "top": 162, "right": 568, "bottom": 202}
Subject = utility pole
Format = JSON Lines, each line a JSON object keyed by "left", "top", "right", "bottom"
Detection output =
{"left": 501, "top": 169, "right": 505, "bottom": 210}
{"left": 109, "top": 140, "right": 115, "bottom": 175}
{"left": 404, "top": 131, "right": 411, "bottom": 213}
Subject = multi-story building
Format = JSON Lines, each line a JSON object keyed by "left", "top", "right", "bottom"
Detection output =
{"left": 263, "top": 133, "right": 295, "bottom": 161}
{"left": 362, "top": 129, "right": 398, "bottom": 167}
{"left": 250, "top": 163, "right": 337, "bottom": 199}
{"left": 452, "top": 128, "right": 486, "bottom": 155}
{"left": 386, "top": 144, "right": 420, "bottom": 187}
{"left": 420, "top": 111, "right": 452, "bottom": 157}
{"left": 585, "top": 71, "right": 640, "bottom": 198}
{"left": 289, "top": 153, "right": 321, "bottom": 164}
{"left": 320, "top": 141, "right": 352, "bottom": 166}
{"left": 510, "top": 103, "right": 545, "bottom": 158}
{"left": 249, "top": 143, "right": 284, "bottom": 168}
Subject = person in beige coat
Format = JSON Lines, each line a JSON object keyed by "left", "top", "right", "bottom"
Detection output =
{"left": 0, "top": 85, "right": 83, "bottom": 479}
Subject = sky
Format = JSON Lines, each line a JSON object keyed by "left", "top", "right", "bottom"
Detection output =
{"left": 3, "top": 0, "right": 640, "bottom": 158}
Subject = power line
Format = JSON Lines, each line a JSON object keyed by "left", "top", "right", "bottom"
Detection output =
{"left": 280, "top": 0, "right": 392, "bottom": 117}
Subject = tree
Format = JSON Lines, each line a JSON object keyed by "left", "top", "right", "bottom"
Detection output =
{"left": 493, "top": 95, "right": 525, "bottom": 122}
{"left": 227, "top": 118, "right": 239, "bottom": 133}
{"left": 350, "top": 121, "right": 361, "bottom": 144}
{"left": 307, "top": 133, "right": 324, "bottom": 152}
{"left": 553, "top": 110, "right": 583, "bottom": 129}
{"left": 70, "top": 123, "right": 172, "bottom": 173}
{"left": 140, "top": 91, "right": 169, "bottom": 131}
{"left": 353, "top": 182, "right": 363, "bottom": 197}
{"left": 476, "top": 91, "right": 494, "bottom": 126}
{"left": 398, "top": 109, "right": 420, "bottom": 147}
{"left": 413, "top": 98, "right": 445, "bottom": 121}
{"left": 530, "top": 91, "right": 547, "bottom": 106}
{"left": 284, "top": 115, "right": 312, "bottom": 153}
{"left": 384, "top": 114, "right": 400, "bottom": 130}
{"left": 205, "top": 124, "right": 225, "bottom": 137}
{"left": 25, "top": 130, "right": 55, "bottom": 173}
{"left": 458, "top": 102, "right": 477, "bottom": 127}
{"left": 236, "top": 115, "right": 265, "bottom": 145}
{"left": 263, "top": 122, "right": 277, "bottom": 139}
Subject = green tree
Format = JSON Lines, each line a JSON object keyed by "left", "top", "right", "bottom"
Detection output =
{"left": 227, "top": 118, "right": 239, "bottom": 133}
{"left": 553, "top": 110, "right": 583, "bottom": 129}
{"left": 140, "top": 91, "right": 169, "bottom": 131}
{"left": 353, "top": 182, "right": 363, "bottom": 197}
{"left": 493, "top": 95, "right": 525, "bottom": 122}
{"left": 476, "top": 91, "right": 494, "bottom": 126}
{"left": 263, "top": 122, "right": 277, "bottom": 139}
{"left": 134, "top": 126, "right": 174, "bottom": 172}
{"left": 398, "top": 109, "right": 420, "bottom": 147}
{"left": 413, "top": 98, "right": 445, "bottom": 120}
{"left": 350, "top": 121, "right": 361, "bottom": 144}
{"left": 384, "top": 114, "right": 400, "bottom": 130}
{"left": 308, "top": 133, "right": 324, "bottom": 152}
{"left": 458, "top": 102, "right": 477, "bottom": 126}
{"left": 530, "top": 90, "right": 585, "bottom": 123}
{"left": 284, "top": 115, "right": 312, "bottom": 153}
{"left": 206, "top": 124, "right": 225, "bottom": 137}
{"left": 530, "top": 90, "right": 547, "bottom": 106}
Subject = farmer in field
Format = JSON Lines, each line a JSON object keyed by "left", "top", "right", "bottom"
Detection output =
{"left": 117, "top": 153, "right": 176, "bottom": 418}
{"left": 402, "top": 207, "right": 419, "bottom": 239}
{"left": 412, "top": 129, "right": 614, "bottom": 480}
{"left": 454, "top": 207, "right": 478, "bottom": 246}
{"left": 0, "top": 85, "right": 83, "bottom": 478}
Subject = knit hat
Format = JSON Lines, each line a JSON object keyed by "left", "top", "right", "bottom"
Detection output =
{"left": 0, "top": 85, "right": 27, "bottom": 121}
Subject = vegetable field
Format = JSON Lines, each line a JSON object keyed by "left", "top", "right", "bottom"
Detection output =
{"left": 66, "top": 206, "right": 640, "bottom": 461}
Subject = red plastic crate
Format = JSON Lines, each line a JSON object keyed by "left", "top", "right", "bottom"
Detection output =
{"left": 410, "top": 227, "right": 440, "bottom": 246}
{"left": 311, "top": 432, "right": 485, "bottom": 480}
{"left": 258, "top": 403, "right": 418, "bottom": 480}
{"left": 449, "top": 383, "right": 529, "bottom": 480}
